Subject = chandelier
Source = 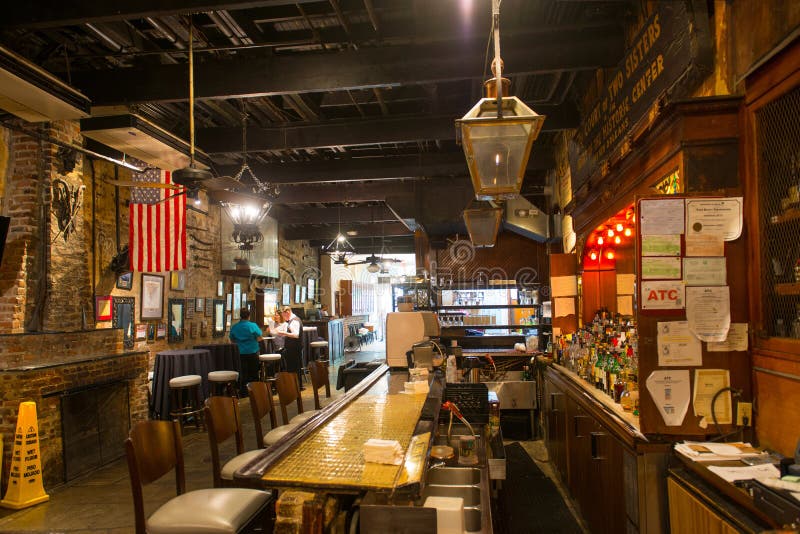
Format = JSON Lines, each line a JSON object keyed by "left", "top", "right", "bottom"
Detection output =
{"left": 235, "top": 105, "right": 280, "bottom": 199}
{"left": 456, "top": 0, "right": 545, "bottom": 200}
{"left": 222, "top": 201, "right": 271, "bottom": 251}
{"left": 322, "top": 205, "right": 355, "bottom": 263}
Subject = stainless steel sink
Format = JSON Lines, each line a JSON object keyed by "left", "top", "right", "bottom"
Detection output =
{"left": 426, "top": 467, "right": 481, "bottom": 485}
{"left": 422, "top": 484, "right": 481, "bottom": 506}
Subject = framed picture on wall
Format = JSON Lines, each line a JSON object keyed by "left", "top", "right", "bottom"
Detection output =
{"left": 141, "top": 274, "right": 164, "bottom": 320}
{"left": 156, "top": 322, "right": 166, "bottom": 339}
{"left": 233, "top": 283, "right": 241, "bottom": 317}
{"left": 295, "top": 285, "right": 301, "bottom": 304}
{"left": 116, "top": 271, "right": 133, "bottom": 290}
{"left": 301, "top": 286, "right": 307, "bottom": 303}
{"left": 282, "top": 283, "right": 291, "bottom": 306}
{"left": 226, "top": 293, "right": 232, "bottom": 311}
{"left": 170, "top": 271, "right": 186, "bottom": 291}
{"left": 135, "top": 323, "right": 147, "bottom": 340}
{"left": 307, "top": 279, "right": 316, "bottom": 302}
{"left": 95, "top": 296, "right": 112, "bottom": 321}
{"left": 217, "top": 280, "right": 224, "bottom": 296}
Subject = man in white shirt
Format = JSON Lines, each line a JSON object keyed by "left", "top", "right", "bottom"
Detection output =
{"left": 272, "top": 306, "right": 304, "bottom": 389}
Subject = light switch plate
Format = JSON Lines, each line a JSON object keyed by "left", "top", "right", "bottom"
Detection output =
{"left": 737, "top": 402, "right": 753, "bottom": 426}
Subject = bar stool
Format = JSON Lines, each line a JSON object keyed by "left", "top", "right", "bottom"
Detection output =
{"left": 208, "top": 370, "right": 239, "bottom": 398}
{"left": 258, "top": 353, "right": 282, "bottom": 387}
{"left": 262, "top": 336, "right": 277, "bottom": 353}
{"left": 168, "top": 374, "right": 204, "bottom": 430}
{"left": 309, "top": 340, "right": 329, "bottom": 364}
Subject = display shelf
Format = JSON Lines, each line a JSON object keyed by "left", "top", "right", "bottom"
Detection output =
{"left": 775, "top": 282, "right": 800, "bottom": 296}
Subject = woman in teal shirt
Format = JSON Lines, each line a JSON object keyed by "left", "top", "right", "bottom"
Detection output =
{"left": 229, "top": 308, "right": 263, "bottom": 395}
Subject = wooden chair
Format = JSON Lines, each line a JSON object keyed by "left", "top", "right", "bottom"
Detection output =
{"left": 125, "top": 420, "right": 271, "bottom": 534}
{"left": 275, "top": 371, "right": 318, "bottom": 426}
{"left": 204, "top": 396, "right": 264, "bottom": 488}
{"left": 308, "top": 360, "right": 331, "bottom": 410}
{"left": 248, "top": 381, "right": 298, "bottom": 447}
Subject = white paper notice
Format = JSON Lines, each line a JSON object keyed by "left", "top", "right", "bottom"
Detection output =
{"left": 642, "top": 257, "right": 682, "bottom": 279}
{"left": 683, "top": 257, "right": 727, "bottom": 286}
{"left": 686, "top": 197, "right": 743, "bottom": 241}
{"left": 550, "top": 276, "right": 578, "bottom": 297}
{"left": 646, "top": 370, "right": 690, "bottom": 426}
{"left": 685, "top": 233, "right": 725, "bottom": 257}
{"left": 617, "top": 295, "right": 633, "bottom": 316}
{"left": 554, "top": 297, "right": 575, "bottom": 318}
{"left": 641, "top": 234, "right": 682, "bottom": 256}
{"left": 657, "top": 321, "right": 703, "bottom": 366}
{"left": 707, "top": 323, "right": 749, "bottom": 352}
{"left": 686, "top": 286, "right": 731, "bottom": 342}
{"left": 616, "top": 273, "right": 636, "bottom": 295}
{"left": 641, "top": 280, "right": 685, "bottom": 310}
{"left": 693, "top": 369, "right": 732, "bottom": 424}
{"left": 640, "top": 198, "right": 686, "bottom": 235}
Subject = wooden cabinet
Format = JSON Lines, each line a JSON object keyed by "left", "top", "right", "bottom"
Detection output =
{"left": 668, "top": 478, "right": 740, "bottom": 534}
{"left": 543, "top": 366, "right": 669, "bottom": 534}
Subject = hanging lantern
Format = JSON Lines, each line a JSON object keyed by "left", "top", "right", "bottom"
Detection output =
{"left": 463, "top": 200, "right": 503, "bottom": 247}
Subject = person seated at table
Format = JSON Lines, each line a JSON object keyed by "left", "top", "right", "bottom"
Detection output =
{"left": 272, "top": 306, "right": 304, "bottom": 389}
{"left": 229, "top": 309, "right": 263, "bottom": 396}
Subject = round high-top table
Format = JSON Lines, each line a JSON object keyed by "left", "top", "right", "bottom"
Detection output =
{"left": 150, "top": 348, "right": 213, "bottom": 420}
{"left": 301, "top": 326, "right": 318, "bottom": 368}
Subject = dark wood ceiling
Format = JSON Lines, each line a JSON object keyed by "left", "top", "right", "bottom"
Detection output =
{"left": 0, "top": 0, "right": 635, "bottom": 253}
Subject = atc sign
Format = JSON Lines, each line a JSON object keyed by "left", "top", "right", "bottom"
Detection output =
{"left": 641, "top": 281, "right": 685, "bottom": 310}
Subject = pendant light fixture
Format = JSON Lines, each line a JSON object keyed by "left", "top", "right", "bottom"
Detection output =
{"left": 456, "top": 0, "right": 546, "bottom": 200}
{"left": 322, "top": 204, "right": 355, "bottom": 264}
{"left": 463, "top": 199, "right": 503, "bottom": 248}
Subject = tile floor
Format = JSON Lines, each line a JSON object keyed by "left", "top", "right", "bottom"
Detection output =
{"left": 0, "top": 344, "right": 587, "bottom": 533}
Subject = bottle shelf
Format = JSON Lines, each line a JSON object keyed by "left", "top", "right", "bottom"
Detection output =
{"left": 775, "top": 283, "right": 800, "bottom": 296}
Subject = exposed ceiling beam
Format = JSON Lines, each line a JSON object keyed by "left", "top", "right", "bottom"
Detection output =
{"left": 284, "top": 221, "right": 411, "bottom": 241}
{"left": 71, "top": 30, "right": 622, "bottom": 105}
{"left": 1, "top": 1, "right": 324, "bottom": 29}
{"left": 273, "top": 178, "right": 467, "bottom": 204}
{"left": 220, "top": 147, "right": 554, "bottom": 184}
{"left": 309, "top": 235, "right": 415, "bottom": 253}
{"left": 197, "top": 106, "right": 577, "bottom": 153}
{"left": 272, "top": 205, "right": 397, "bottom": 225}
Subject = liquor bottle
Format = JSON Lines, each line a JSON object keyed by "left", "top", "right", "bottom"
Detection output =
{"left": 620, "top": 381, "right": 634, "bottom": 411}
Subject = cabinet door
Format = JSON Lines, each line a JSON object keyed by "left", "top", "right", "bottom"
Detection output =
{"left": 566, "top": 397, "right": 595, "bottom": 521}
{"left": 589, "top": 427, "right": 626, "bottom": 534}
{"left": 544, "top": 377, "right": 568, "bottom": 482}
{"left": 667, "top": 478, "right": 739, "bottom": 534}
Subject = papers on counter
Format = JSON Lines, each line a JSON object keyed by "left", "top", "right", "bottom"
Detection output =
{"left": 707, "top": 463, "right": 780, "bottom": 483}
{"left": 675, "top": 441, "right": 764, "bottom": 462}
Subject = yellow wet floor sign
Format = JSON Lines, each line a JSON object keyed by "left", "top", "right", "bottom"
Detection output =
{"left": 1, "top": 402, "right": 49, "bottom": 509}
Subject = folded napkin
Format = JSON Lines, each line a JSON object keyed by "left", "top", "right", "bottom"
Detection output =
{"left": 363, "top": 438, "right": 404, "bottom": 465}
{"left": 404, "top": 380, "right": 429, "bottom": 394}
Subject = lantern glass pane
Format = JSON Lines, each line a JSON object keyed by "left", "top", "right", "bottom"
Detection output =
{"left": 466, "top": 121, "right": 531, "bottom": 191}
{"left": 464, "top": 208, "right": 502, "bottom": 247}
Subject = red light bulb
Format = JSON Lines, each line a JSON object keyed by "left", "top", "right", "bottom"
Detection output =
{"left": 624, "top": 228, "right": 632, "bottom": 237}
{"left": 597, "top": 236, "right": 604, "bottom": 245}
{"left": 616, "top": 223, "right": 623, "bottom": 232}
{"left": 614, "top": 236, "right": 621, "bottom": 245}
{"left": 607, "top": 228, "right": 615, "bottom": 237}
{"left": 606, "top": 251, "right": 615, "bottom": 260}
{"left": 590, "top": 251, "right": 598, "bottom": 261}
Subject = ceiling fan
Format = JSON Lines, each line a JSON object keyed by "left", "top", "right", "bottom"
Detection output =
{"left": 346, "top": 254, "right": 402, "bottom": 273}
{"left": 105, "top": 16, "right": 244, "bottom": 201}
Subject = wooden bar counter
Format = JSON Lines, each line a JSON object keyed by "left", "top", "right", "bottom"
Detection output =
{"left": 236, "top": 364, "right": 440, "bottom": 495}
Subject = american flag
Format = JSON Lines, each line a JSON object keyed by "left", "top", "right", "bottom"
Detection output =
{"left": 128, "top": 168, "right": 186, "bottom": 272}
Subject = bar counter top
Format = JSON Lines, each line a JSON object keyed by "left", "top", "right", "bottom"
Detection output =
{"left": 237, "top": 364, "right": 440, "bottom": 493}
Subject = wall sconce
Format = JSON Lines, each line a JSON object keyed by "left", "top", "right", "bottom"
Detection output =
{"left": 463, "top": 200, "right": 503, "bottom": 248}
{"left": 456, "top": 0, "right": 545, "bottom": 200}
